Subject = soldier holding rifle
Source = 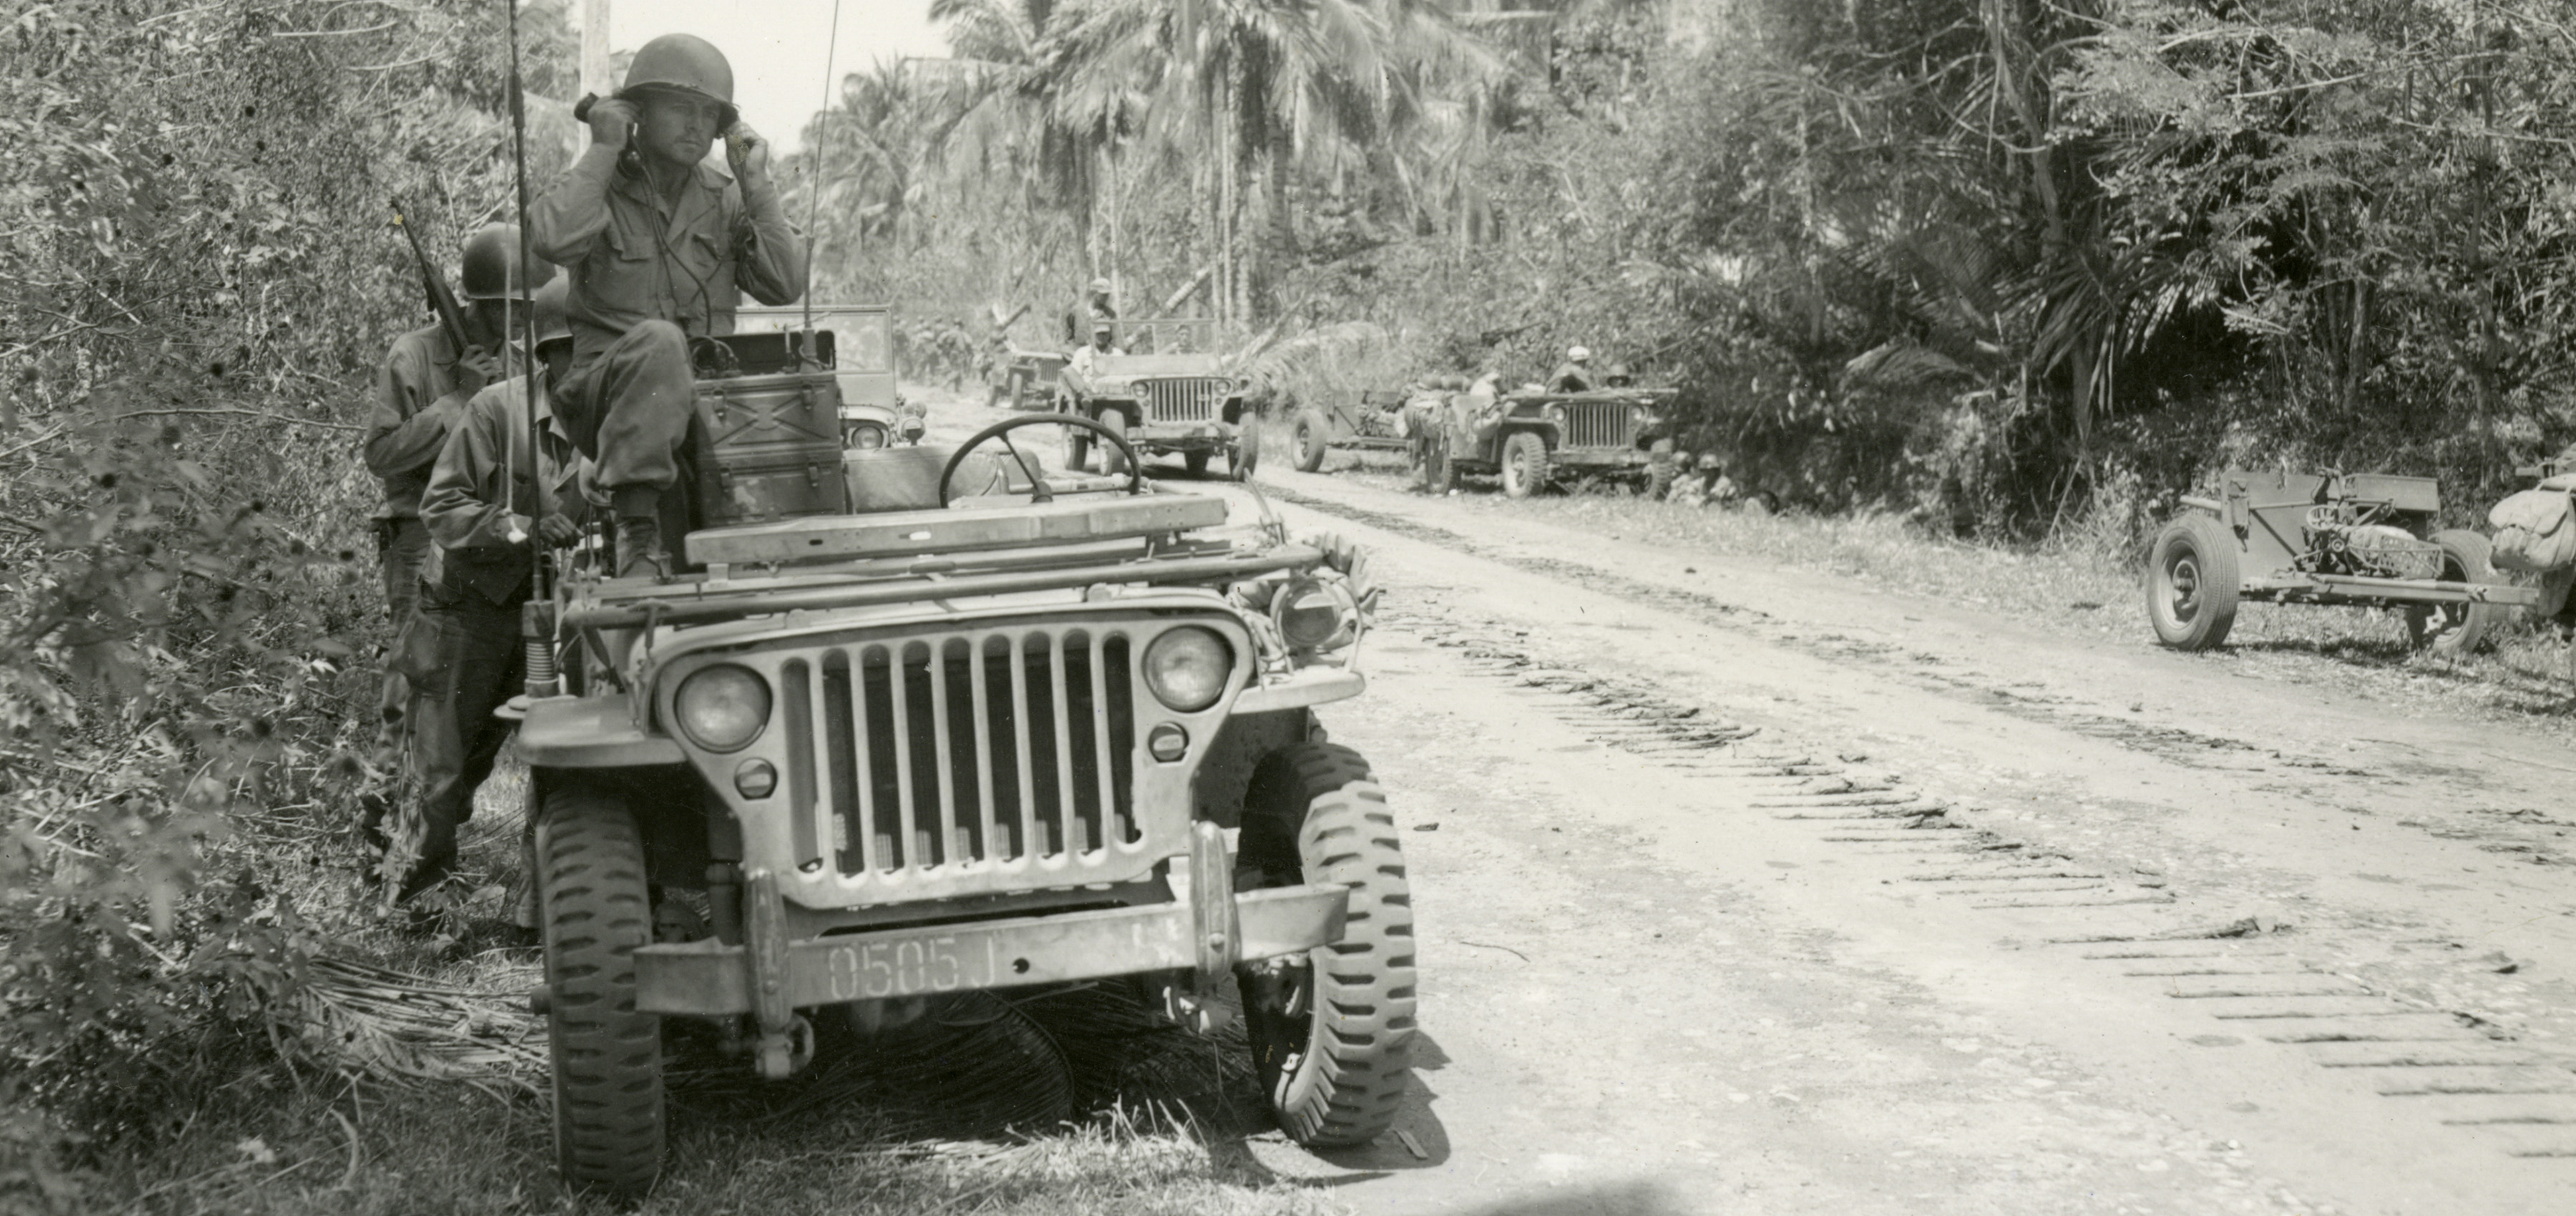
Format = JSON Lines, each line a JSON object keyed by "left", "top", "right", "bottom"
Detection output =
{"left": 359, "top": 220, "right": 552, "bottom": 850}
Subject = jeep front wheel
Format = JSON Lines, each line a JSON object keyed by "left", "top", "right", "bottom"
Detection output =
{"left": 1500, "top": 431, "right": 1549, "bottom": 499}
{"left": 1236, "top": 743, "right": 1417, "bottom": 1147}
{"left": 537, "top": 778, "right": 664, "bottom": 1198}
{"left": 1098, "top": 411, "right": 1132, "bottom": 476}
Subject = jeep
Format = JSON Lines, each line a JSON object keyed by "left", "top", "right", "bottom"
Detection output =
{"left": 1438, "top": 385, "right": 1678, "bottom": 499}
{"left": 1058, "top": 318, "right": 1259, "bottom": 480}
{"left": 515, "top": 412, "right": 1410, "bottom": 1197}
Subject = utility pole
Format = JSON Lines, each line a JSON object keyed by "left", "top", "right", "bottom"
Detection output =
{"left": 581, "top": 0, "right": 613, "bottom": 99}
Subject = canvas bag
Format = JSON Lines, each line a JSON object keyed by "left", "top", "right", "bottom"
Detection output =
{"left": 2489, "top": 488, "right": 2576, "bottom": 573}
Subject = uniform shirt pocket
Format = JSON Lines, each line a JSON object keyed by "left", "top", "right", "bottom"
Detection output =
{"left": 583, "top": 215, "right": 663, "bottom": 321}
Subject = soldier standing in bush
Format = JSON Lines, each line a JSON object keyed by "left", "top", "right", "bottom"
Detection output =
{"left": 529, "top": 33, "right": 804, "bottom": 579}
{"left": 358, "top": 222, "right": 550, "bottom": 850}
{"left": 395, "top": 278, "right": 595, "bottom": 907}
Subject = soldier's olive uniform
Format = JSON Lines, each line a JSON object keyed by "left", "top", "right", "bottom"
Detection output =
{"left": 528, "top": 148, "right": 804, "bottom": 520}
{"left": 399, "top": 373, "right": 590, "bottom": 897}
{"left": 363, "top": 325, "right": 491, "bottom": 723}
{"left": 1546, "top": 362, "right": 1594, "bottom": 393}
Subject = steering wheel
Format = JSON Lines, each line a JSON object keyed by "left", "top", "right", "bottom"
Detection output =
{"left": 939, "top": 412, "right": 1146, "bottom": 507}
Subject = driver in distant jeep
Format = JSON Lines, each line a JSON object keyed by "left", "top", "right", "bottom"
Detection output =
{"left": 528, "top": 31, "right": 806, "bottom": 579}
{"left": 1546, "top": 345, "right": 1596, "bottom": 393}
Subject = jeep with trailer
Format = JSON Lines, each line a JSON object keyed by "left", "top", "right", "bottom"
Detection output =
{"left": 514, "top": 384, "right": 1408, "bottom": 1195}
{"left": 2144, "top": 468, "right": 2539, "bottom": 653}
{"left": 1057, "top": 318, "right": 1260, "bottom": 481}
{"left": 735, "top": 303, "right": 925, "bottom": 449}
{"left": 1435, "top": 384, "right": 1678, "bottom": 499}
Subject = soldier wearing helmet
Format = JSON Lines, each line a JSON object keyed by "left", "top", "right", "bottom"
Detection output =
{"left": 1068, "top": 319, "right": 1123, "bottom": 379}
{"left": 1546, "top": 345, "right": 1596, "bottom": 393}
{"left": 1604, "top": 363, "right": 1634, "bottom": 388}
{"left": 357, "top": 222, "right": 552, "bottom": 851}
{"left": 529, "top": 32, "right": 806, "bottom": 579}
{"left": 398, "top": 276, "right": 600, "bottom": 907}
{"left": 1063, "top": 276, "right": 1118, "bottom": 348}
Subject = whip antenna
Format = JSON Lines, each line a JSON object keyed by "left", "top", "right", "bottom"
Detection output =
{"left": 504, "top": 0, "right": 560, "bottom": 698}
{"left": 801, "top": 0, "right": 843, "bottom": 351}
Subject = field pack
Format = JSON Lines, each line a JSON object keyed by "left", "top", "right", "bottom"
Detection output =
{"left": 2489, "top": 488, "right": 2576, "bottom": 573}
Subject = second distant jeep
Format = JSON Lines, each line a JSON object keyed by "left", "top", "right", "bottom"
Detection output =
{"left": 1058, "top": 318, "right": 1260, "bottom": 480}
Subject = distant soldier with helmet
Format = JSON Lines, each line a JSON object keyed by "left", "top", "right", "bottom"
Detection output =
{"left": 529, "top": 32, "right": 806, "bottom": 579}
{"left": 1546, "top": 345, "right": 1596, "bottom": 393}
{"left": 394, "top": 277, "right": 597, "bottom": 906}
{"left": 358, "top": 222, "right": 552, "bottom": 851}
{"left": 1604, "top": 363, "right": 1635, "bottom": 388}
{"left": 1063, "top": 276, "right": 1117, "bottom": 348}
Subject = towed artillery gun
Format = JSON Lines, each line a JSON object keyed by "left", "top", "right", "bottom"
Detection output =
{"left": 1289, "top": 388, "right": 1420, "bottom": 473}
{"left": 1057, "top": 318, "right": 1259, "bottom": 480}
{"left": 2144, "top": 469, "right": 2537, "bottom": 652}
{"left": 515, "top": 339, "right": 1410, "bottom": 1196}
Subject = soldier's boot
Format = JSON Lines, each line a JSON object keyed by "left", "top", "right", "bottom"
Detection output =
{"left": 614, "top": 514, "right": 670, "bottom": 580}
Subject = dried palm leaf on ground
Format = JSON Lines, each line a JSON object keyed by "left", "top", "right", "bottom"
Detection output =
{"left": 297, "top": 955, "right": 547, "bottom": 1099}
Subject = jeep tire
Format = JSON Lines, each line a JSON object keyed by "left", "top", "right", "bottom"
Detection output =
{"left": 1501, "top": 431, "right": 1548, "bottom": 499}
{"left": 1096, "top": 411, "right": 1131, "bottom": 476}
{"left": 1236, "top": 743, "right": 1417, "bottom": 1147}
{"left": 537, "top": 778, "right": 663, "bottom": 1198}
{"left": 1229, "top": 422, "right": 1262, "bottom": 482}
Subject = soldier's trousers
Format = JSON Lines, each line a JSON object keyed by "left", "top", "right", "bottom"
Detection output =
{"left": 394, "top": 588, "right": 524, "bottom": 898}
{"left": 558, "top": 319, "right": 694, "bottom": 516}
{"left": 374, "top": 517, "right": 430, "bottom": 727}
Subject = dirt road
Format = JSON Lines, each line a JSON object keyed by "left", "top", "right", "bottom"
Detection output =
{"left": 921, "top": 398, "right": 2576, "bottom": 1215}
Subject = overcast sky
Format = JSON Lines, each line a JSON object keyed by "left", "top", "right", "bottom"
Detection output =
{"left": 595, "top": 1, "right": 951, "bottom": 152}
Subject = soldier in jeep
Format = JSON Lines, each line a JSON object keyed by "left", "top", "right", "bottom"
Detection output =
{"left": 528, "top": 32, "right": 806, "bottom": 579}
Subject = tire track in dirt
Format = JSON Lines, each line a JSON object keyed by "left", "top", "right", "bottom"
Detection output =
{"left": 1272, "top": 483, "right": 2572, "bottom": 871}
{"left": 1364, "top": 587, "right": 2576, "bottom": 1170}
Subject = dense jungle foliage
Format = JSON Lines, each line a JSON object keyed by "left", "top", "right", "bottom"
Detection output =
{"left": 810, "top": 0, "right": 2576, "bottom": 536}
{"left": 6, "top": 0, "right": 2576, "bottom": 1204}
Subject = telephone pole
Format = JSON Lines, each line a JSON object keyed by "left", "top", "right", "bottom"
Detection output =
{"left": 580, "top": 0, "right": 613, "bottom": 99}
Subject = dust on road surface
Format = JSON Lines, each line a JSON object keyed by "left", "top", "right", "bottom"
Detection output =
{"left": 920, "top": 395, "right": 2576, "bottom": 1215}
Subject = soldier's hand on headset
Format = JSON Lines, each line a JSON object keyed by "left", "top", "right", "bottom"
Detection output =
{"left": 724, "top": 121, "right": 769, "bottom": 182}
{"left": 585, "top": 97, "right": 638, "bottom": 149}
{"left": 536, "top": 514, "right": 582, "bottom": 548}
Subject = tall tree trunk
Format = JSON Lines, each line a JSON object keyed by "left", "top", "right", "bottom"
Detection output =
{"left": 1986, "top": 0, "right": 2087, "bottom": 458}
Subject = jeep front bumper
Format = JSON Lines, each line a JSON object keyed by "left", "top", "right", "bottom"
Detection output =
{"left": 635, "top": 882, "right": 1349, "bottom": 1015}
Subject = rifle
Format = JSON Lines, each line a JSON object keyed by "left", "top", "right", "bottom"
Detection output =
{"left": 391, "top": 200, "right": 470, "bottom": 356}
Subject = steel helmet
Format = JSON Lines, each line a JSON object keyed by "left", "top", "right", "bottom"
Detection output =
{"left": 620, "top": 34, "right": 738, "bottom": 129}
{"left": 460, "top": 223, "right": 556, "bottom": 300}
{"left": 530, "top": 276, "right": 572, "bottom": 347}
{"left": 1088, "top": 277, "right": 1113, "bottom": 295}
{"left": 1091, "top": 320, "right": 1114, "bottom": 335}
{"left": 1568, "top": 345, "right": 1592, "bottom": 363}
{"left": 1698, "top": 451, "right": 1724, "bottom": 469}
{"left": 1606, "top": 363, "right": 1631, "bottom": 380}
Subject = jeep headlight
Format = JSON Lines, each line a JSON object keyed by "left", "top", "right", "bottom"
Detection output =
{"left": 674, "top": 664, "right": 771, "bottom": 752}
{"left": 1273, "top": 577, "right": 1358, "bottom": 652}
{"left": 1142, "top": 627, "right": 1233, "bottom": 712}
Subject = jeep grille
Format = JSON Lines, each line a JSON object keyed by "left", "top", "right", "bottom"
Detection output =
{"left": 772, "top": 628, "right": 1148, "bottom": 886}
{"left": 1143, "top": 378, "right": 1227, "bottom": 423}
{"left": 1561, "top": 401, "right": 1634, "bottom": 449}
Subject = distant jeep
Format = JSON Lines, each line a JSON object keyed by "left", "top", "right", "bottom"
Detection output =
{"left": 736, "top": 304, "right": 924, "bottom": 448}
{"left": 1435, "top": 385, "right": 1678, "bottom": 499}
{"left": 1058, "top": 318, "right": 1259, "bottom": 481}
